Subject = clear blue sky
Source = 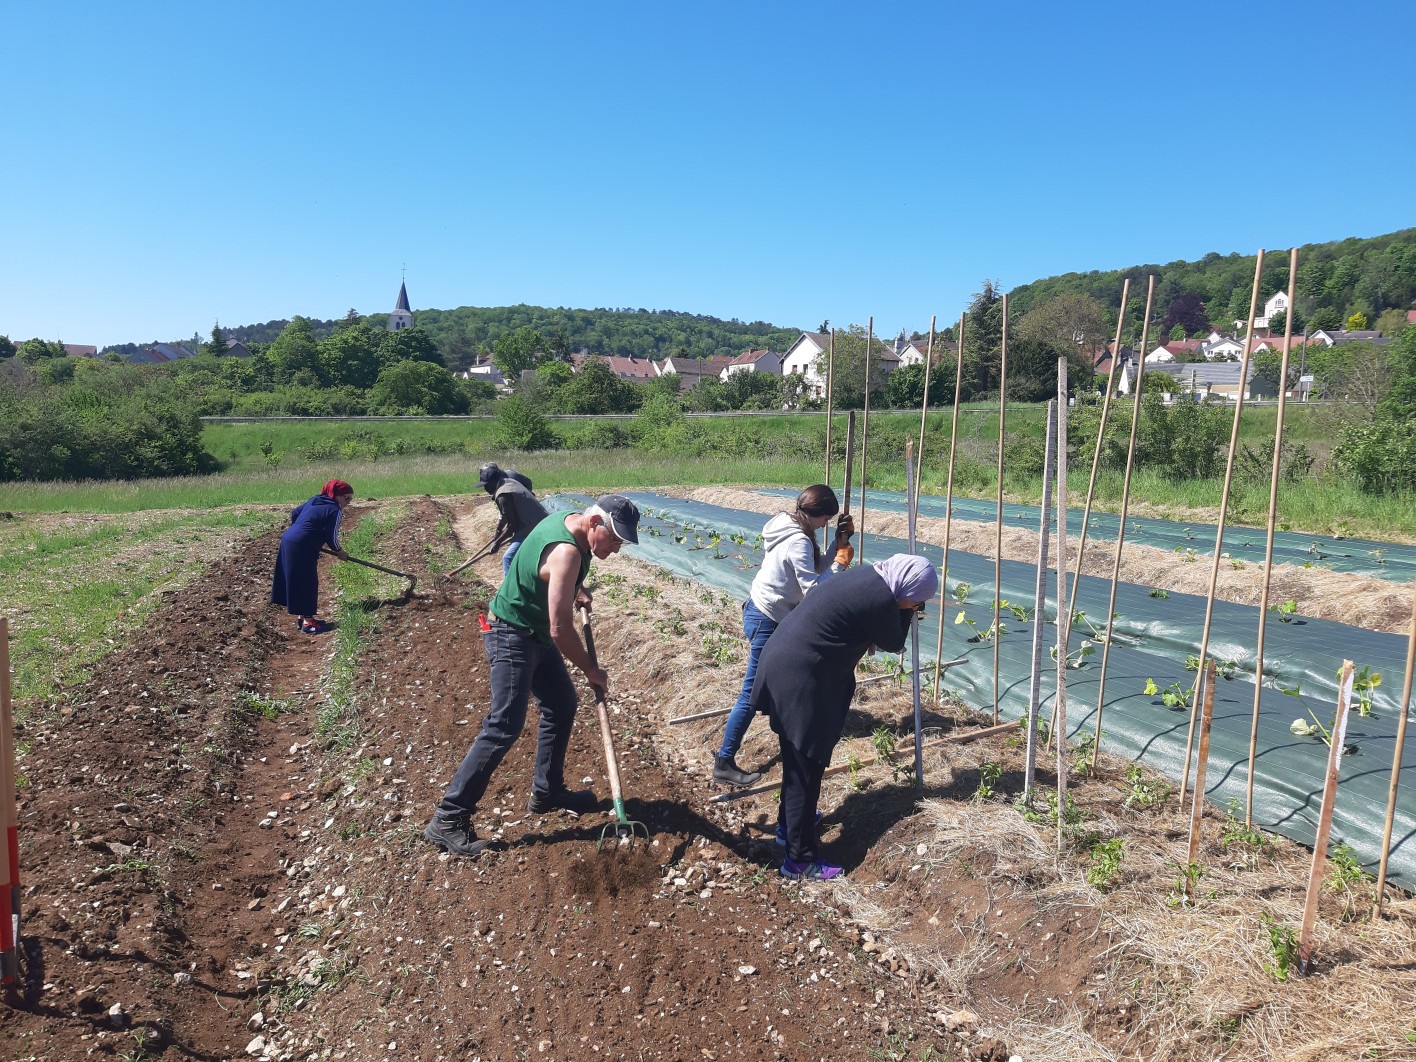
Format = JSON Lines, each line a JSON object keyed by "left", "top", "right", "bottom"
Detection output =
{"left": 5, "top": 2, "right": 1414, "bottom": 349}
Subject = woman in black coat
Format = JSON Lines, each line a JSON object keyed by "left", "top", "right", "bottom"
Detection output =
{"left": 271, "top": 479, "right": 352, "bottom": 634}
{"left": 750, "top": 554, "right": 938, "bottom": 880}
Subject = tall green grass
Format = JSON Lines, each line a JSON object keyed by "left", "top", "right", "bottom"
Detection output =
{"left": 0, "top": 508, "right": 279, "bottom": 710}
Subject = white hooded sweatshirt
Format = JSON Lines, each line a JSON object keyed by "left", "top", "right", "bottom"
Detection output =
{"left": 749, "top": 512, "right": 846, "bottom": 623}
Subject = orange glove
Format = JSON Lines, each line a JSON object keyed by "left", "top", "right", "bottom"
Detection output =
{"left": 834, "top": 544, "right": 855, "bottom": 567}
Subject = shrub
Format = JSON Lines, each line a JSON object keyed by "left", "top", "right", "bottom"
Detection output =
{"left": 495, "top": 395, "right": 558, "bottom": 451}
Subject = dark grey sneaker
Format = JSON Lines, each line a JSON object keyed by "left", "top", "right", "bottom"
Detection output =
{"left": 713, "top": 755, "right": 762, "bottom": 787}
{"left": 422, "top": 815, "right": 488, "bottom": 858}
{"left": 527, "top": 787, "right": 598, "bottom": 815}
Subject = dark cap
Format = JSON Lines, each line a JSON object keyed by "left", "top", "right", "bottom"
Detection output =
{"left": 478, "top": 463, "right": 504, "bottom": 491}
{"left": 593, "top": 493, "right": 640, "bottom": 545}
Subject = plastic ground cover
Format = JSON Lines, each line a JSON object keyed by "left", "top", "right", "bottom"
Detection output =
{"left": 549, "top": 492, "right": 1416, "bottom": 892}
{"left": 761, "top": 487, "right": 1416, "bottom": 582}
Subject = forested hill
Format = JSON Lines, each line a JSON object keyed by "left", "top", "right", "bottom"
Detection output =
{"left": 107, "top": 306, "right": 803, "bottom": 366}
{"left": 1008, "top": 227, "right": 1416, "bottom": 337}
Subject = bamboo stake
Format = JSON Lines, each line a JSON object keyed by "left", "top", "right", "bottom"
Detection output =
{"left": 905, "top": 439, "right": 925, "bottom": 788}
{"left": 1184, "top": 662, "right": 1217, "bottom": 901}
{"left": 1246, "top": 248, "right": 1300, "bottom": 827}
{"left": 1374, "top": 582, "right": 1416, "bottom": 918}
{"left": 709, "top": 720, "right": 1022, "bottom": 803}
{"left": 1023, "top": 400, "right": 1056, "bottom": 803}
{"left": 992, "top": 294, "right": 1009, "bottom": 724}
{"left": 933, "top": 314, "right": 967, "bottom": 705}
{"left": 822, "top": 329, "right": 837, "bottom": 558}
{"left": 859, "top": 317, "right": 874, "bottom": 565}
{"left": 1180, "top": 249, "right": 1266, "bottom": 807}
{"left": 840, "top": 410, "right": 857, "bottom": 567}
{"left": 1298, "top": 661, "right": 1356, "bottom": 974}
{"left": 824, "top": 329, "right": 836, "bottom": 493}
{"left": 0, "top": 617, "right": 17, "bottom": 984}
{"left": 1054, "top": 356, "right": 1069, "bottom": 850}
{"left": 914, "top": 316, "right": 937, "bottom": 501}
{"left": 1067, "top": 278, "right": 1129, "bottom": 611}
{"left": 1091, "top": 275, "right": 1157, "bottom": 769}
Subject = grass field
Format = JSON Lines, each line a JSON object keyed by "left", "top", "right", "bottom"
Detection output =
{"left": 5, "top": 405, "right": 1412, "bottom": 538}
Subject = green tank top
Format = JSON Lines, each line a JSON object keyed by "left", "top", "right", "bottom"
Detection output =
{"left": 490, "top": 512, "right": 589, "bottom": 645}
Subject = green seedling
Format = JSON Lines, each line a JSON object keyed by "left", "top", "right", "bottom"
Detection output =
{"left": 1122, "top": 763, "right": 1169, "bottom": 810}
{"left": 1270, "top": 599, "right": 1299, "bottom": 623}
{"left": 1145, "top": 678, "right": 1190, "bottom": 709}
{"left": 1262, "top": 915, "right": 1298, "bottom": 981}
{"left": 1220, "top": 800, "right": 1268, "bottom": 849}
{"left": 975, "top": 761, "right": 1002, "bottom": 801}
{"left": 1348, "top": 665, "right": 1381, "bottom": 717}
{"left": 1326, "top": 843, "right": 1373, "bottom": 890}
{"left": 1086, "top": 838, "right": 1124, "bottom": 890}
{"left": 1148, "top": 588, "right": 1170, "bottom": 599}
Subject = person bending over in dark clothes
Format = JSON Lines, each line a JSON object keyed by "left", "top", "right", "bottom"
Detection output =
{"left": 270, "top": 479, "right": 352, "bottom": 635}
{"left": 750, "top": 553, "right": 938, "bottom": 880}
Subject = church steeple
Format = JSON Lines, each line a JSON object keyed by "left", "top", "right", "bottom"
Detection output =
{"left": 389, "top": 278, "right": 413, "bottom": 332}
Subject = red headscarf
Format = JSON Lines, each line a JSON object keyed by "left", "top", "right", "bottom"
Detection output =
{"left": 322, "top": 479, "right": 353, "bottom": 499}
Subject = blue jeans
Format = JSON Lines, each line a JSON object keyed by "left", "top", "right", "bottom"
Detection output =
{"left": 437, "top": 620, "right": 578, "bottom": 818}
{"left": 502, "top": 538, "right": 523, "bottom": 575}
{"left": 718, "top": 599, "right": 777, "bottom": 760}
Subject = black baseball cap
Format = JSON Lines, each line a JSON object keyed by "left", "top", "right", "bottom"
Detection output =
{"left": 594, "top": 494, "right": 640, "bottom": 544}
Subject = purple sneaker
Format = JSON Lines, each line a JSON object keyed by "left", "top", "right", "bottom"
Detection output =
{"left": 780, "top": 858, "right": 843, "bottom": 881}
{"left": 775, "top": 810, "right": 824, "bottom": 847}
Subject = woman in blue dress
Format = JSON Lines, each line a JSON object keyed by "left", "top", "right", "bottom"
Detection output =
{"left": 271, "top": 479, "right": 352, "bottom": 634}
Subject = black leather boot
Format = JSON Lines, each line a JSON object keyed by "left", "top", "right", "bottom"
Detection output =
{"left": 713, "top": 754, "right": 762, "bottom": 786}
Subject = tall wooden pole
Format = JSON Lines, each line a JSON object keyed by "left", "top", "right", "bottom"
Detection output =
{"left": 1067, "top": 278, "right": 1130, "bottom": 609}
{"left": 1054, "top": 355, "right": 1069, "bottom": 851}
{"left": 914, "top": 317, "right": 937, "bottom": 502}
{"left": 1375, "top": 583, "right": 1416, "bottom": 918}
{"left": 840, "top": 411, "right": 857, "bottom": 530}
{"left": 1091, "top": 275, "right": 1157, "bottom": 769}
{"left": 859, "top": 317, "right": 874, "bottom": 565}
{"left": 1298, "top": 662, "right": 1355, "bottom": 974}
{"left": 1180, "top": 249, "right": 1266, "bottom": 806}
{"left": 933, "top": 314, "right": 966, "bottom": 705}
{"left": 906, "top": 439, "right": 925, "bottom": 788}
{"left": 0, "top": 617, "right": 18, "bottom": 984}
{"left": 824, "top": 329, "right": 836, "bottom": 490}
{"left": 1246, "top": 248, "right": 1300, "bottom": 826}
{"left": 992, "top": 295, "right": 1010, "bottom": 724}
{"left": 1024, "top": 401, "right": 1056, "bottom": 802}
{"left": 1184, "top": 662, "right": 1217, "bottom": 902}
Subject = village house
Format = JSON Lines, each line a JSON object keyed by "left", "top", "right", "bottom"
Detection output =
{"left": 719, "top": 348, "right": 781, "bottom": 380}
{"left": 655, "top": 354, "right": 735, "bottom": 390}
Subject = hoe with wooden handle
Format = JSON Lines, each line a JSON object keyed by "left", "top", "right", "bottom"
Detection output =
{"left": 579, "top": 605, "right": 649, "bottom": 848}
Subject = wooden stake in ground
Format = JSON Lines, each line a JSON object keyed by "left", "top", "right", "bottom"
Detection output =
{"left": 1054, "top": 356, "right": 1070, "bottom": 850}
{"left": 0, "top": 617, "right": 18, "bottom": 985}
{"left": 824, "top": 328, "right": 836, "bottom": 490}
{"left": 1298, "top": 661, "right": 1356, "bottom": 974}
{"left": 932, "top": 314, "right": 967, "bottom": 705}
{"left": 1375, "top": 582, "right": 1416, "bottom": 918}
{"left": 1023, "top": 400, "right": 1056, "bottom": 803}
{"left": 1091, "top": 275, "right": 1157, "bottom": 769}
{"left": 1184, "top": 662, "right": 1217, "bottom": 902}
{"left": 1067, "top": 278, "right": 1129, "bottom": 610}
{"left": 914, "top": 316, "right": 937, "bottom": 502}
{"left": 1246, "top": 248, "right": 1300, "bottom": 827}
{"left": 839, "top": 410, "right": 857, "bottom": 566}
{"left": 992, "top": 294, "right": 1009, "bottom": 724}
{"left": 1180, "top": 249, "right": 1266, "bottom": 807}
{"left": 859, "top": 316, "right": 874, "bottom": 565}
{"left": 709, "top": 721, "right": 1022, "bottom": 803}
{"left": 905, "top": 439, "right": 925, "bottom": 788}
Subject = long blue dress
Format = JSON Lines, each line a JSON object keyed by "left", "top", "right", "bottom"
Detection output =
{"left": 271, "top": 495, "right": 344, "bottom": 616}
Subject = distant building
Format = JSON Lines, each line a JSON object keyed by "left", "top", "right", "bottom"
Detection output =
{"left": 130, "top": 342, "right": 198, "bottom": 364}
{"left": 720, "top": 348, "right": 782, "bottom": 380}
{"left": 63, "top": 344, "right": 99, "bottom": 358}
{"left": 656, "top": 355, "right": 735, "bottom": 390}
{"left": 389, "top": 280, "right": 413, "bottom": 332}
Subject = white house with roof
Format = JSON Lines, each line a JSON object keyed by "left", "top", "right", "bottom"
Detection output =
{"left": 894, "top": 336, "right": 931, "bottom": 367}
{"left": 780, "top": 332, "right": 832, "bottom": 398}
{"left": 720, "top": 348, "right": 781, "bottom": 380}
{"left": 1234, "top": 289, "right": 1288, "bottom": 331}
